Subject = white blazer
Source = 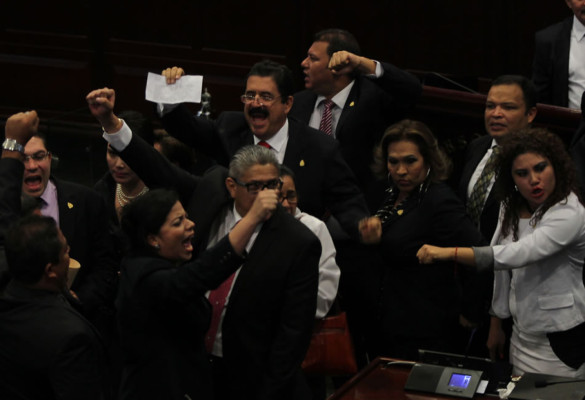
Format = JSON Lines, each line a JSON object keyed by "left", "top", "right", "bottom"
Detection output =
{"left": 491, "top": 192, "right": 585, "bottom": 335}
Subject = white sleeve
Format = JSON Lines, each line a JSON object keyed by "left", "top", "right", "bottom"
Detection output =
{"left": 297, "top": 212, "right": 340, "bottom": 318}
{"left": 101, "top": 120, "right": 132, "bottom": 152}
{"left": 492, "top": 196, "right": 585, "bottom": 270}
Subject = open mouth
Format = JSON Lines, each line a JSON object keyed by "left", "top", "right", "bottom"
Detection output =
{"left": 24, "top": 175, "right": 43, "bottom": 191}
{"left": 182, "top": 236, "right": 193, "bottom": 252}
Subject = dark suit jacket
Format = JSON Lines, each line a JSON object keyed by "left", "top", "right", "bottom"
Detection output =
{"left": 53, "top": 178, "right": 118, "bottom": 317}
{"left": 189, "top": 167, "right": 320, "bottom": 400}
{"left": 570, "top": 92, "right": 585, "bottom": 197}
{"left": 0, "top": 281, "right": 108, "bottom": 400}
{"left": 161, "top": 108, "right": 369, "bottom": 239}
{"left": 289, "top": 62, "right": 422, "bottom": 189}
{"left": 111, "top": 133, "right": 320, "bottom": 400}
{"left": 533, "top": 16, "right": 573, "bottom": 107}
{"left": 458, "top": 135, "right": 501, "bottom": 242}
{"left": 371, "top": 182, "right": 486, "bottom": 359}
{"left": 0, "top": 158, "right": 24, "bottom": 287}
{"left": 116, "top": 236, "right": 244, "bottom": 400}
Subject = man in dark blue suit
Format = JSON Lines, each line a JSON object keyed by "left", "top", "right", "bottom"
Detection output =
{"left": 532, "top": 0, "right": 585, "bottom": 109}
{"left": 290, "top": 29, "right": 422, "bottom": 191}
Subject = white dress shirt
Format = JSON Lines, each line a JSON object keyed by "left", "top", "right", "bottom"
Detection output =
{"left": 295, "top": 208, "right": 340, "bottom": 318}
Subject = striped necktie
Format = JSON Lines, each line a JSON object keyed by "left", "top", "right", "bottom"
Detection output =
{"left": 467, "top": 146, "right": 500, "bottom": 226}
{"left": 319, "top": 99, "right": 335, "bottom": 136}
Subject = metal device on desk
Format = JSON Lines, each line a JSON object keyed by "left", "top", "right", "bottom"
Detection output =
{"left": 403, "top": 349, "right": 512, "bottom": 398}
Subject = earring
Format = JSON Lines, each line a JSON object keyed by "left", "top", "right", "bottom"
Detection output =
{"left": 153, "top": 243, "right": 160, "bottom": 250}
{"left": 514, "top": 185, "right": 519, "bottom": 192}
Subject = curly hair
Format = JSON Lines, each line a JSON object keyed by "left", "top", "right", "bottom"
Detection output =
{"left": 495, "top": 127, "right": 580, "bottom": 239}
{"left": 371, "top": 119, "right": 451, "bottom": 182}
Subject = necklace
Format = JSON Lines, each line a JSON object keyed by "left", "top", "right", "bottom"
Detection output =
{"left": 116, "top": 183, "right": 149, "bottom": 207}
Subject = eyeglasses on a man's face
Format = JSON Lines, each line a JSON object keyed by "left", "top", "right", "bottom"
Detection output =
{"left": 240, "top": 92, "right": 282, "bottom": 105}
{"left": 24, "top": 151, "right": 50, "bottom": 163}
{"left": 279, "top": 190, "right": 298, "bottom": 204}
{"left": 232, "top": 177, "right": 283, "bottom": 193}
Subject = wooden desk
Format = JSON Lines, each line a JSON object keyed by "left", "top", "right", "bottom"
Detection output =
{"left": 329, "top": 357, "right": 495, "bottom": 400}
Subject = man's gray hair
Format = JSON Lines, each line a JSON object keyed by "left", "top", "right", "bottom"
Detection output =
{"left": 228, "top": 145, "right": 279, "bottom": 180}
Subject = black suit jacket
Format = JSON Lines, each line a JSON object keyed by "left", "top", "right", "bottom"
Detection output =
{"left": 116, "top": 236, "right": 244, "bottom": 400}
{"left": 289, "top": 62, "right": 422, "bottom": 189}
{"left": 111, "top": 133, "right": 320, "bottom": 399}
{"left": 161, "top": 108, "right": 369, "bottom": 238}
{"left": 53, "top": 178, "right": 118, "bottom": 317}
{"left": 570, "top": 92, "right": 585, "bottom": 197}
{"left": 189, "top": 167, "right": 320, "bottom": 400}
{"left": 0, "top": 281, "right": 108, "bottom": 400}
{"left": 533, "top": 16, "right": 573, "bottom": 107}
{"left": 0, "top": 158, "right": 24, "bottom": 286}
{"left": 458, "top": 135, "right": 501, "bottom": 242}
{"left": 370, "top": 182, "right": 486, "bottom": 359}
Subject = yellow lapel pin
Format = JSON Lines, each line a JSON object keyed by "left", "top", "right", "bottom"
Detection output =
{"left": 300, "top": 160, "right": 305, "bottom": 167}
{"left": 67, "top": 202, "right": 74, "bottom": 209}
{"left": 349, "top": 101, "right": 355, "bottom": 107}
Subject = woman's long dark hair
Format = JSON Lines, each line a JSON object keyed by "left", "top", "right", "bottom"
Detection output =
{"left": 496, "top": 128, "right": 580, "bottom": 240}
{"left": 120, "top": 189, "right": 179, "bottom": 256}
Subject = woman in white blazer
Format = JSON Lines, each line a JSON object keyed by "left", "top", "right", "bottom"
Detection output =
{"left": 417, "top": 128, "right": 585, "bottom": 378}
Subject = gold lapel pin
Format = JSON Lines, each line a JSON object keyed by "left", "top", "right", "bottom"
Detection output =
{"left": 349, "top": 101, "right": 355, "bottom": 107}
{"left": 397, "top": 209, "right": 403, "bottom": 215}
{"left": 67, "top": 202, "right": 74, "bottom": 209}
{"left": 300, "top": 160, "right": 305, "bottom": 167}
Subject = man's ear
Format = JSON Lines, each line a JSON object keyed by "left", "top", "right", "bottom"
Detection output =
{"left": 45, "top": 262, "right": 57, "bottom": 279}
{"left": 225, "top": 177, "right": 237, "bottom": 199}
{"left": 283, "top": 96, "right": 294, "bottom": 115}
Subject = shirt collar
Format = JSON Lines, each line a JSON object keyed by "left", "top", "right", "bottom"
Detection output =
{"left": 313, "top": 80, "right": 356, "bottom": 111}
{"left": 253, "top": 118, "right": 288, "bottom": 153}
{"left": 573, "top": 15, "right": 585, "bottom": 41}
{"left": 40, "top": 179, "right": 58, "bottom": 206}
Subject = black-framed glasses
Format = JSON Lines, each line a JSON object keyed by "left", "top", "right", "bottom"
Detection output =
{"left": 279, "top": 190, "right": 298, "bottom": 204}
{"left": 24, "top": 151, "right": 50, "bottom": 163}
{"left": 240, "top": 92, "right": 281, "bottom": 105}
{"left": 232, "top": 177, "right": 283, "bottom": 193}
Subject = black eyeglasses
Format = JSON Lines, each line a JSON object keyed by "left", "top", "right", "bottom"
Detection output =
{"left": 24, "top": 151, "right": 50, "bottom": 163}
{"left": 240, "top": 93, "right": 281, "bottom": 105}
{"left": 232, "top": 177, "right": 283, "bottom": 193}
{"left": 279, "top": 190, "right": 298, "bottom": 204}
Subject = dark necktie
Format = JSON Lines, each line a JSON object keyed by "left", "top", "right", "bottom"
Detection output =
{"left": 467, "top": 146, "right": 500, "bottom": 226}
{"left": 319, "top": 99, "right": 335, "bottom": 136}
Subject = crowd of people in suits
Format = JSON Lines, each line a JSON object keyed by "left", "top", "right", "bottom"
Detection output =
{"left": 1, "top": 12, "right": 585, "bottom": 399}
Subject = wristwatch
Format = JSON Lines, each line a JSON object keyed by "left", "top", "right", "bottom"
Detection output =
{"left": 2, "top": 138, "right": 25, "bottom": 154}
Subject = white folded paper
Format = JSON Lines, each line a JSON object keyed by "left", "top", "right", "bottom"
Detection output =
{"left": 145, "top": 72, "right": 203, "bottom": 104}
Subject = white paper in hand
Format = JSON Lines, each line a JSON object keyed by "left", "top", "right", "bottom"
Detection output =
{"left": 145, "top": 72, "right": 203, "bottom": 104}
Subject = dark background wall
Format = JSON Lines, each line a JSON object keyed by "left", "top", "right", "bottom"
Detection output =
{"left": 0, "top": 1, "right": 577, "bottom": 185}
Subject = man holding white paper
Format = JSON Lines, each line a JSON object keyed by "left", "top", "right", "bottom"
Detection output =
{"left": 155, "top": 59, "right": 369, "bottom": 241}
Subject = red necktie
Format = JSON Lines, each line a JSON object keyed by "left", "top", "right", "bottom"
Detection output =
{"left": 205, "top": 272, "right": 236, "bottom": 353}
{"left": 257, "top": 140, "right": 271, "bottom": 149}
{"left": 319, "top": 99, "right": 335, "bottom": 136}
